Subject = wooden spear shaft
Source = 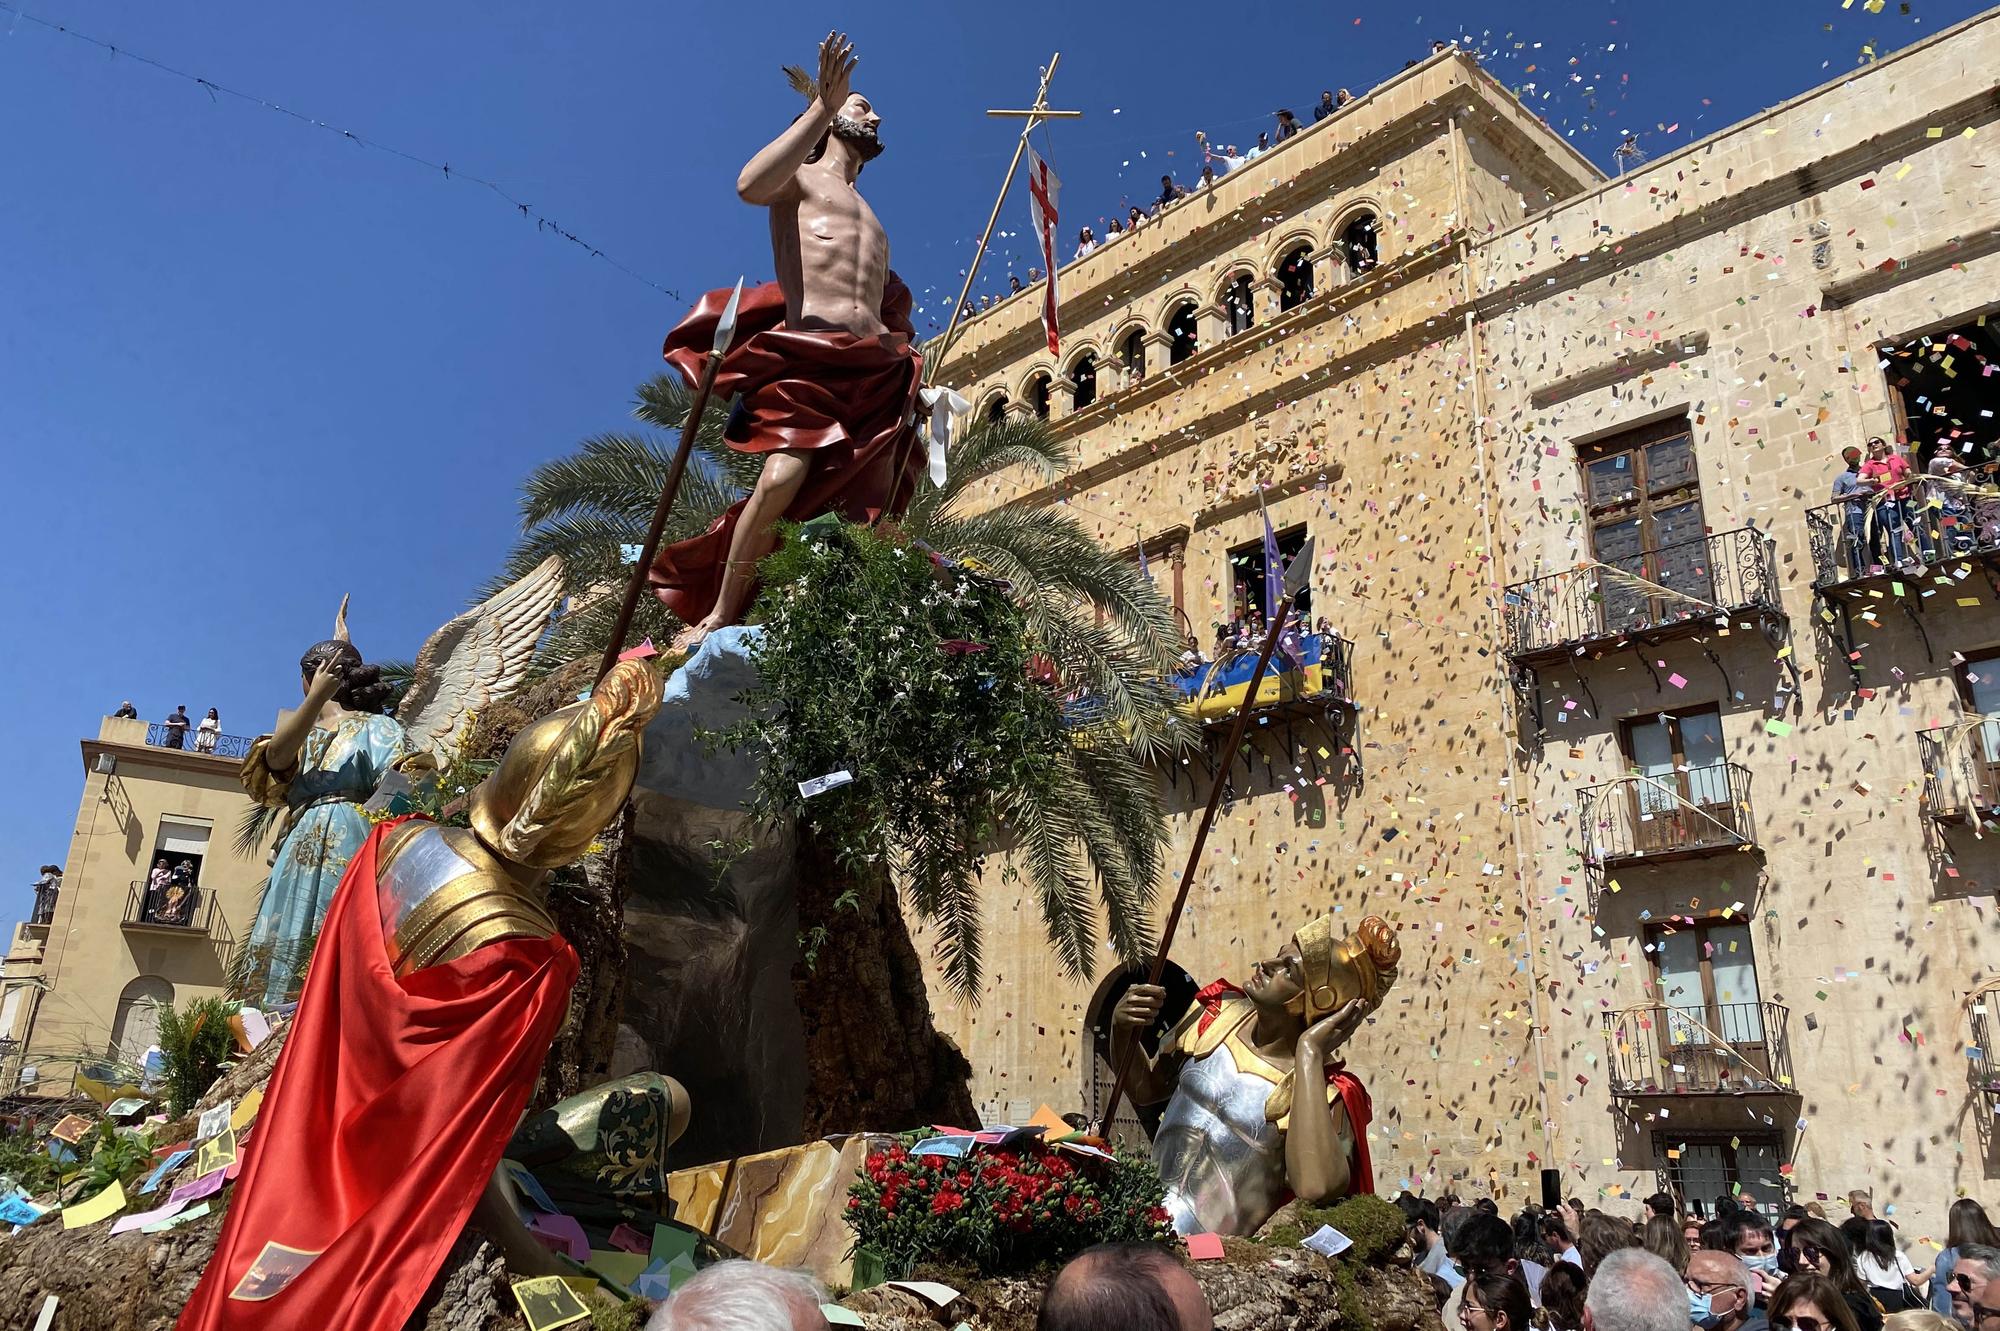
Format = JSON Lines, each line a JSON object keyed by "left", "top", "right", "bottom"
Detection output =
{"left": 593, "top": 351, "right": 724, "bottom": 683}
{"left": 1097, "top": 543, "right": 1313, "bottom": 1132}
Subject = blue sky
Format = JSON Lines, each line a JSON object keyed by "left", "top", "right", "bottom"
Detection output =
{"left": 1, "top": 0, "right": 1982, "bottom": 933}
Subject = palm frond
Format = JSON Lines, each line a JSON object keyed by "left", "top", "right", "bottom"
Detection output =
{"left": 904, "top": 414, "right": 1070, "bottom": 528}
{"left": 233, "top": 804, "right": 284, "bottom": 859}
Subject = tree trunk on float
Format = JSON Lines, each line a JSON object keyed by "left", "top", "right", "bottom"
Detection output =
{"left": 791, "top": 827, "right": 978, "bottom": 1138}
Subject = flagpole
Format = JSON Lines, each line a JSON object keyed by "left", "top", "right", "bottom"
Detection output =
{"left": 923, "top": 52, "right": 1064, "bottom": 391}
{"left": 878, "top": 54, "right": 1074, "bottom": 518}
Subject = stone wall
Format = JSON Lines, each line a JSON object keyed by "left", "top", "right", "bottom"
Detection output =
{"left": 922, "top": 13, "right": 2000, "bottom": 1233}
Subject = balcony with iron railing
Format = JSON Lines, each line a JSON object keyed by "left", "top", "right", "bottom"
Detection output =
{"left": 1603, "top": 1002, "right": 1796, "bottom": 1097}
{"left": 1578, "top": 762, "right": 1756, "bottom": 869}
{"left": 1917, "top": 722, "right": 2000, "bottom": 824}
{"left": 1805, "top": 475, "right": 2000, "bottom": 591}
{"left": 142, "top": 723, "right": 255, "bottom": 760}
{"left": 1503, "top": 527, "right": 1782, "bottom": 666}
{"left": 1970, "top": 985, "right": 2000, "bottom": 1116}
{"left": 122, "top": 878, "right": 220, "bottom": 936}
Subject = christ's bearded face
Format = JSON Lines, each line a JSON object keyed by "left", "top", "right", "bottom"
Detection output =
{"left": 832, "top": 92, "right": 883, "bottom": 160}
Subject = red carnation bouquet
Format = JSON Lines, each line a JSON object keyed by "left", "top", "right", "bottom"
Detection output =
{"left": 846, "top": 1132, "right": 1174, "bottom": 1278}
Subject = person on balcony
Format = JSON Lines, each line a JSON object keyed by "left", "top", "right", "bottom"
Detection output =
{"left": 144, "top": 856, "right": 172, "bottom": 921}
{"left": 1832, "top": 448, "right": 1876, "bottom": 576}
{"left": 1925, "top": 449, "right": 1975, "bottom": 558}
{"left": 112, "top": 701, "right": 137, "bottom": 719}
{"left": 162, "top": 704, "right": 191, "bottom": 749}
{"left": 194, "top": 707, "right": 221, "bottom": 755}
{"left": 1861, "top": 438, "right": 1921, "bottom": 572}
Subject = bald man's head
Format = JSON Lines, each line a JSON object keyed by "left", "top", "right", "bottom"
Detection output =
{"left": 1686, "top": 1251, "right": 1754, "bottom": 1330}
{"left": 1037, "top": 1244, "right": 1212, "bottom": 1331}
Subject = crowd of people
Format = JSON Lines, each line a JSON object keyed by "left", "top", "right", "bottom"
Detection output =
{"left": 116, "top": 700, "right": 225, "bottom": 753}
{"left": 1394, "top": 1188, "right": 2000, "bottom": 1331}
{"left": 1829, "top": 437, "right": 2000, "bottom": 576}
{"left": 635, "top": 1188, "right": 2000, "bottom": 1331}
{"left": 961, "top": 41, "right": 1456, "bottom": 316}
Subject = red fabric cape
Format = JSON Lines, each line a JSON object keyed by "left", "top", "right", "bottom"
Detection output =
{"left": 648, "top": 278, "right": 925, "bottom": 625}
{"left": 1189, "top": 979, "right": 1377, "bottom": 1196}
{"left": 177, "top": 819, "right": 578, "bottom": 1331}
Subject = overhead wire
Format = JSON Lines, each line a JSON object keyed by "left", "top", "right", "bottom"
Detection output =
{"left": 0, "top": 1, "right": 681, "bottom": 302}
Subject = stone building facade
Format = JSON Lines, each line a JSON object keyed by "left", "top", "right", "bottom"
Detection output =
{"left": 922, "top": 12, "right": 2000, "bottom": 1235}
{"left": 1, "top": 716, "right": 266, "bottom": 1097}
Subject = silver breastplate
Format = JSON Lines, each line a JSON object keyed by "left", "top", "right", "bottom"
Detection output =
{"left": 1152, "top": 1041, "right": 1288, "bottom": 1237}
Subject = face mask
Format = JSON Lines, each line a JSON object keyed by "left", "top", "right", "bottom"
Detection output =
{"left": 1743, "top": 1253, "right": 1781, "bottom": 1276}
{"left": 1690, "top": 1291, "right": 1720, "bottom": 1328}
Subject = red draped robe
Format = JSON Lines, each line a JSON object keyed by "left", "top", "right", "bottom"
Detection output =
{"left": 177, "top": 819, "right": 577, "bottom": 1331}
{"left": 1189, "top": 979, "right": 1377, "bottom": 1197}
{"left": 648, "top": 277, "right": 925, "bottom": 625}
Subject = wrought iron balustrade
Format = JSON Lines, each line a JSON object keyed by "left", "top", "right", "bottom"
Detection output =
{"left": 1917, "top": 723, "right": 2000, "bottom": 821}
{"left": 1577, "top": 763, "right": 1755, "bottom": 866}
{"left": 1971, "top": 988, "right": 2000, "bottom": 1115}
{"left": 123, "top": 878, "right": 218, "bottom": 934}
{"left": 144, "top": 723, "right": 255, "bottom": 760}
{"left": 1503, "top": 527, "right": 1780, "bottom": 661}
{"left": 1805, "top": 476, "right": 2000, "bottom": 589}
{"left": 1603, "top": 1002, "right": 1794, "bottom": 1096}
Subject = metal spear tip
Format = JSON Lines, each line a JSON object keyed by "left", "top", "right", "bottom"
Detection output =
{"left": 713, "top": 277, "right": 745, "bottom": 355}
{"left": 1283, "top": 533, "right": 1317, "bottom": 597}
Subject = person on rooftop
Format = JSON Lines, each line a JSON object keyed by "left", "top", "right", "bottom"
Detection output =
{"left": 1275, "top": 108, "right": 1304, "bottom": 141}
{"left": 1157, "top": 174, "right": 1188, "bottom": 209}
{"left": 1315, "top": 90, "right": 1338, "bottom": 121}
{"left": 1074, "top": 225, "right": 1098, "bottom": 259}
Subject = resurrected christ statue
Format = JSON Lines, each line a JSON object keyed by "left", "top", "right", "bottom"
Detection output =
{"left": 651, "top": 32, "right": 925, "bottom": 651}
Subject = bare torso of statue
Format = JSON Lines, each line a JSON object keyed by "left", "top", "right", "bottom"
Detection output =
{"left": 768, "top": 136, "right": 892, "bottom": 339}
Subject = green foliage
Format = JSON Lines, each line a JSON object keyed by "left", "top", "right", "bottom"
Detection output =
{"left": 78, "top": 1118, "right": 156, "bottom": 1194}
{"left": 847, "top": 1133, "right": 1174, "bottom": 1280}
{"left": 154, "top": 996, "right": 239, "bottom": 1118}
{"left": 716, "top": 521, "right": 1140, "bottom": 995}
{"left": 1260, "top": 1192, "right": 1410, "bottom": 1264}
{"left": 495, "top": 379, "right": 1192, "bottom": 994}
{"left": 0, "top": 1120, "right": 62, "bottom": 1196}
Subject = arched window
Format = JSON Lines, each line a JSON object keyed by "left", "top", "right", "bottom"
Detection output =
{"left": 110, "top": 975, "right": 173, "bottom": 1063}
{"left": 1278, "top": 244, "right": 1315, "bottom": 309}
{"left": 1223, "top": 274, "right": 1255, "bottom": 336}
{"left": 1120, "top": 329, "right": 1146, "bottom": 382}
{"left": 1082, "top": 962, "right": 1199, "bottom": 1145}
{"left": 1026, "top": 371, "right": 1052, "bottom": 421}
{"left": 1071, "top": 353, "right": 1098, "bottom": 410}
{"left": 1167, "top": 302, "right": 1199, "bottom": 365}
{"left": 985, "top": 395, "right": 1007, "bottom": 425}
{"left": 1340, "top": 213, "right": 1379, "bottom": 276}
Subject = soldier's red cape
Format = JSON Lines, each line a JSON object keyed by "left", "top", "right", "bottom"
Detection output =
{"left": 177, "top": 818, "right": 577, "bottom": 1331}
{"left": 1190, "top": 979, "right": 1377, "bottom": 1196}
{"left": 648, "top": 276, "right": 926, "bottom": 625}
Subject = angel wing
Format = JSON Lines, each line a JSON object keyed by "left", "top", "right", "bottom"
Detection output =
{"left": 397, "top": 556, "right": 566, "bottom": 764}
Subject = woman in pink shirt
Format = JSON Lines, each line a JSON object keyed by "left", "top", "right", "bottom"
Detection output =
{"left": 1861, "top": 437, "right": 1920, "bottom": 570}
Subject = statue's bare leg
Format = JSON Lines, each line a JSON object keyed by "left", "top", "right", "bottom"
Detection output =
{"left": 671, "top": 450, "right": 812, "bottom": 653}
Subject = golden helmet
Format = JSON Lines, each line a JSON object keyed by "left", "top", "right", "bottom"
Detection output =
{"left": 1293, "top": 913, "right": 1401, "bottom": 1024}
{"left": 469, "top": 660, "right": 663, "bottom": 870}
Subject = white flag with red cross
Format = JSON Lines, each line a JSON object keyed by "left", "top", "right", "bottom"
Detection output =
{"left": 1026, "top": 146, "right": 1061, "bottom": 355}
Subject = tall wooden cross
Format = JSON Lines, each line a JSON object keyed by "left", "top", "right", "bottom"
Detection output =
{"left": 924, "top": 53, "right": 1081, "bottom": 386}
